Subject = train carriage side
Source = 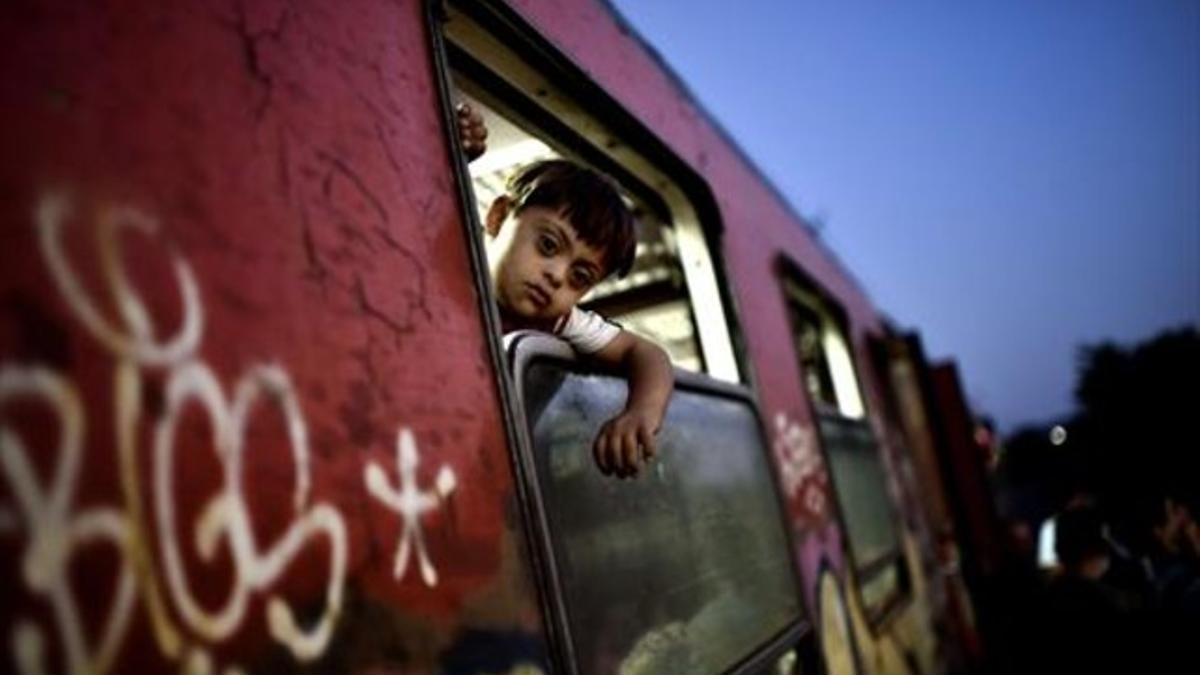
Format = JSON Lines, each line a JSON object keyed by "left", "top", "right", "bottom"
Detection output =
{"left": 492, "top": 1, "right": 981, "bottom": 674}
{"left": 0, "top": 1, "right": 976, "bottom": 674}
{"left": 0, "top": 1, "right": 548, "bottom": 673}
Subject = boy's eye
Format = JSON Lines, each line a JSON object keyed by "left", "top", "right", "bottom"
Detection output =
{"left": 569, "top": 267, "right": 595, "bottom": 289}
{"left": 537, "top": 234, "right": 559, "bottom": 256}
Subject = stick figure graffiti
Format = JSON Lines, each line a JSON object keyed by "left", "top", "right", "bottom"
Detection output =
{"left": 365, "top": 427, "right": 458, "bottom": 587}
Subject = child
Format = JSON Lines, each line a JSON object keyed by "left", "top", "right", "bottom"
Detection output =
{"left": 467, "top": 129, "right": 673, "bottom": 479}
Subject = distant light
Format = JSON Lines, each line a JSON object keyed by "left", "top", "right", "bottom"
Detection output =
{"left": 1038, "top": 517, "right": 1058, "bottom": 568}
{"left": 1050, "top": 425, "right": 1067, "bottom": 446}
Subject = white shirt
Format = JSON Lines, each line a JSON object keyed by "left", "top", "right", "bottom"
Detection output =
{"left": 554, "top": 306, "right": 621, "bottom": 354}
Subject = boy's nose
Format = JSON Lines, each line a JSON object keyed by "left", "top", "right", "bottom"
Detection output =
{"left": 543, "top": 261, "right": 566, "bottom": 288}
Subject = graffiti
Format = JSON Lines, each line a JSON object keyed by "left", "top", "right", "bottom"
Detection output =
{"left": 152, "top": 362, "right": 347, "bottom": 661}
{"left": 365, "top": 427, "right": 457, "bottom": 587}
{"left": 0, "top": 194, "right": 456, "bottom": 674}
{"left": 1, "top": 366, "right": 137, "bottom": 675}
{"left": 772, "top": 412, "right": 828, "bottom": 519}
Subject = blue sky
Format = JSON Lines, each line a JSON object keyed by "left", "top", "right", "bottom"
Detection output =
{"left": 608, "top": 0, "right": 1199, "bottom": 432}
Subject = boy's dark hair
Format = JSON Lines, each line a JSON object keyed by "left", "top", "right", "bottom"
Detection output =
{"left": 507, "top": 159, "right": 637, "bottom": 278}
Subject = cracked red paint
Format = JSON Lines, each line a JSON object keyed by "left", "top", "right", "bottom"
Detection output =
{"left": 1, "top": 0, "right": 972, "bottom": 672}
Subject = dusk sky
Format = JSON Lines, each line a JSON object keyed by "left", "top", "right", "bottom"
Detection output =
{"left": 608, "top": 0, "right": 1199, "bottom": 432}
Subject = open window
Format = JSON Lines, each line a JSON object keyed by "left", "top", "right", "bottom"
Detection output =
{"left": 509, "top": 333, "right": 806, "bottom": 675}
{"left": 428, "top": 0, "right": 813, "bottom": 671}
{"left": 780, "top": 268, "right": 910, "bottom": 621}
{"left": 440, "top": 0, "right": 740, "bottom": 382}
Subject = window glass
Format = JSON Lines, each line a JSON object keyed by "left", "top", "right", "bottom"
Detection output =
{"left": 786, "top": 300, "right": 838, "bottom": 409}
{"left": 782, "top": 283, "right": 863, "bottom": 418}
{"left": 817, "top": 415, "right": 900, "bottom": 570}
{"left": 522, "top": 358, "right": 801, "bottom": 674}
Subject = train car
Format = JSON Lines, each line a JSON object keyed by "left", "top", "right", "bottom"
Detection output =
{"left": 0, "top": 1, "right": 983, "bottom": 673}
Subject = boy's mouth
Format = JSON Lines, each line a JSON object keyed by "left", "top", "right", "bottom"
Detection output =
{"left": 524, "top": 283, "right": 550, "bottom": 308}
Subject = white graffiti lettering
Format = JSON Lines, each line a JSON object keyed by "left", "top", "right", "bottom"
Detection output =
{"left": 152, "top": 361, "right": 346, "bottom": 660}
{"left": 0, "top": 193, "right": 450, "bottom": 674}
{"left": 0, "top": 367, "right": 137, "bottom": 675}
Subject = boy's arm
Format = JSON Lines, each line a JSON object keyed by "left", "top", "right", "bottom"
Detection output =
{"left": 589, "top": 330, "right": 674, "bottom": 478}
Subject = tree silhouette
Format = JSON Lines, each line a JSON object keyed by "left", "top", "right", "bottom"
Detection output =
{"left": 996, "top": 326, "right": 1198, "bottom": 530}
{"left": 1071, "top": 326, "right": 1198, "bottom": 530}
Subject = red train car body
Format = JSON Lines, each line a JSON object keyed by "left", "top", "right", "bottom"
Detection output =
{"left": 0, "top": 1, "right": 985, "bottom": 673}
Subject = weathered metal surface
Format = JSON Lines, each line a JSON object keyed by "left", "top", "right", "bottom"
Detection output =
{"left": 1, "top": 1, "right": 544, "bottom": 673}
{"left": 1, "top": 1, "right": 965, "bottom": 673}
{"left": 511, "top": 1, "right": 951, "bottom": 669}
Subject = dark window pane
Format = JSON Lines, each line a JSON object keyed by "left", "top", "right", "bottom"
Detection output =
{"left": 523, "top": 360, "right": 801, "bottom": 675}
{"left": 817, "top": 414, "right": 901, "bottom": 574}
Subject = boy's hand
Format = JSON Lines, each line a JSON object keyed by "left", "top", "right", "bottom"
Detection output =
{"left": 455, "top": 102, "right": 488, "bottom": 161}
{"left": 589, "top": 331, "right": 674, "bottom": 480}
{"left": 593, "top": 406, "right": 660, "bottom": 479}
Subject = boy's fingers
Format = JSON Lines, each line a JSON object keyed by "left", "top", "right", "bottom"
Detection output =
{"left": 610, "top": 430, "right": 627, "bottom": 478}
{"left": 622, "top": 432, "right": 641, "bottom": 478}
{"left": 612, "top": 429, "right": 630, "bottom": 477}
{"left": 593, "top": 430, "right": 608, "bottom": 474}
{"left": 638, "top": 426, "right": 656, "bottom": 462}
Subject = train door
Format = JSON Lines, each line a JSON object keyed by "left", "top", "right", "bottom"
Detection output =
{"left": 428, "top": 1, "right": 819, "bottom": 672}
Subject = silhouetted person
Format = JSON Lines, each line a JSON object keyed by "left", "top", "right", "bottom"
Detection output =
{"left": 1037, "top": 505, "right": 1132, "bottom": 674}
{"left": 1130, "top": 492, "right": 1200, "bottom": 673}
{"left": 980, "top": 519, "right": 1044, "bottom": 675}
{"left": 1144, "top": 495, "right": 1200, "bottom": 617}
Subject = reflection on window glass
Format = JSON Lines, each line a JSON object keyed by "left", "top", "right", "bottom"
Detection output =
{"left": 523, "top": 360, "right": 801, "bottom": 675}
{"left": 818, "top": 414, "right": 901, "bottom": 574}
{"left": 782, "top": 283, "right": 865, "bottom": 419}
{"left": 787, "top": 300, "right": 838, "bottom": 409}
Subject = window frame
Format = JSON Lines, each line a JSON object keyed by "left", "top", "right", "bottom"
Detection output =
{"left": 434, "top": 0, "right": 749, "bottom": 384}
{"left": 506, "top": 331, "right": 811, "bottom": 675}
{"left": 775, "top": 257, "right": 913, "bottom": 628}
{"left": 423, "top": 0, "right": 774, "bottom": 670}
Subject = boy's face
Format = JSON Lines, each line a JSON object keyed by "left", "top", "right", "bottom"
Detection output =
{"left": 486, "top": 201, "right": 608, "bottom": 323}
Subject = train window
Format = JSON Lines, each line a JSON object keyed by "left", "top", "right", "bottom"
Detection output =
{"left": 510, "top": 334, "right": 804, "bottom": 675}
{"left": 816, "top": 415, "right": 905, "bottom": 610}
{"left": 440, "top": 0, "right": 740, "bottom": 382}
{"left": 456, "top": 92, "right": 704, "bottom": 370}
{"left": 783, "top": 279, "right": 865, "bottom": 418}
{"left": 781, "top": 273, "right": 908, "bottom": 619}
{"left": 430, "top": 2, "right": 807, "bottom": 669}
